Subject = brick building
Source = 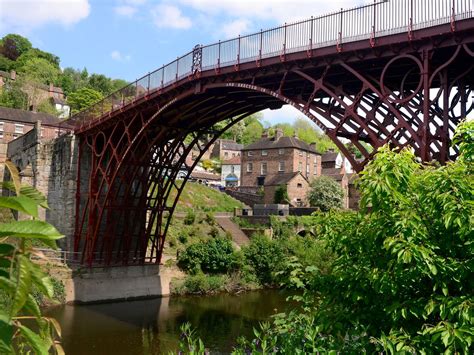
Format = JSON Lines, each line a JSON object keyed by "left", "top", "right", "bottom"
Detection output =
{"left": 0, "top": 107, "right": 61, "bottom": 179}
{"left": 210, "top": 139, "right": 243, "bottom": 160}
{"left": 240, "top": 129, "right": 321, "bottom": 206}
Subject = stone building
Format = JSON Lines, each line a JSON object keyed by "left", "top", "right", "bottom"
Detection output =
{"left": 221, "top": 156, "right": 241, "bottom": 187}
{"left": 210, "top": 139, "right": 243, "bottom": 160}
{"left": 263, "top": 172, "right": 309, "bottom": 206}
{"left": 240, "top": 129, "right": 321, "bottom": 206}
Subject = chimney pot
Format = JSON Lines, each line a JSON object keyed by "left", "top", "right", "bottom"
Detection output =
{"left": 261, "top": 130, "right": 269, "bottom": 138}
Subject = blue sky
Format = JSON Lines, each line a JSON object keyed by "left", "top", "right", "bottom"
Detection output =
{"left": 0, "top": 0, "right": 359, "bottom": 124}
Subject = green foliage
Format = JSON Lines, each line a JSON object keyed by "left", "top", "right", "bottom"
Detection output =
{"left": 0, "top": 162, "right": 63, "bottom": 354}
{"left": 183, "top": 209, "right": 196, "bottom": 225}
{"left": 67, "top": 87, "right": 103, "bottom": 114}
{"left": 177, "top": 238, "right": 237, "bottom": 274}
{"left": 242, "top": 235, "right": 284, "bottom": 285}
{"left": 0, "top": 82, "right": 28, "bottom": 110}
{"left": 18, "top": 58, "right": 60, "bottom": 85}
{"left": 36, "top": 99, "right": 59, "bottom": 116}
{"left": 307, "top": 175, "right": 344, "bottom": 211}
{"left": 273, "top": 184, "right": 289, "bottom": 204}
{"left": 0, "top": 34, "right": 32, "bottom": 61}
{"left": 172, "top": 273, "right": 227, "bottom": 295}
{"left": 453, "top": 119, "right": 473, "bottom": 164}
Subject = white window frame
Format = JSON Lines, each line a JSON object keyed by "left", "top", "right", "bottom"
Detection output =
{"left": 278, "top": 161, "right": 285, "bottom": 172}
{"left": 298, "top": 162, "right": 303, "bottom": 172}
{"left": 247, "top": 162, "right": 253, "bottom": 172}
{"left": 261, "top": 150, "right": 268, "bottom": 156}
{"left": 14, "top": 124, "right": 24, "bottom": 134}
{"left": 261, "top": 162, "right": 267, "bottom": 175}
{"left": 247, "top": 151, "right": 253, "bottom": 157}
{"left": 0, "top": 121, "right": 4, "bottom": 132}
{"left": 278, "top": 148, "right": 284, "bottom": 155}
{"left": 299, "top": 150, "right": 303, "bottom": 157}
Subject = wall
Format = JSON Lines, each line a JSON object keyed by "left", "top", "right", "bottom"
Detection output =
{"left": 221, "top": 163, "right": 241, "bottom": 186}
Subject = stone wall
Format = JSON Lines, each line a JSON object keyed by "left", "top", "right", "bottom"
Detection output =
{"left": 6, "top": 122, "right": 78, "bottom": 251}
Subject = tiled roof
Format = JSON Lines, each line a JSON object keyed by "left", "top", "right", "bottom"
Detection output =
{"left": 220, "top": 139, "right": 243, "bottom": 151}
{"left": 265, "top": 172, "right": 306, "bottom": 186}
{"left": 242, "top": 136, "right": 319, "bottom": 154}
{"left": 321, "top": 152, "right": 338, "bottom": 162}
{"left": 51, "top": 97, "right": 67, "bottom": 105}
{"left": 221, "top": 156, "right": 241, "bottom": 165}
{"left": 0, "top": 107, "right": 61, "bottom": 126}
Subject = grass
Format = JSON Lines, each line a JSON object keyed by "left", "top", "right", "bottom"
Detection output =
{"left": 168, "top": 181, "right": 244, "bottom": 213}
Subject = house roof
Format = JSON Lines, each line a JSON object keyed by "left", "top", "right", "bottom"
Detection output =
{"left": 321, "top": 152, "right": 338, "bottom": 162}
{"left": 265, "top": 172, "right": 307, "bottom": 186}
{"left": 190, "top": 170, "right": 221, "bottom": 181}
{"left": 51, "top": 97, "right": 67, "bottom": 105}
{"left": 220, "top": 139, "right": 243, "bottom": 151}
{"left": 0, "top": 107, "right": 61, "bottom": 126}
{"left": 221, "top": 156, "right": 241, "bottom": 165}
{"left": 242, "top": 136, "right": 319, "bottom": 154}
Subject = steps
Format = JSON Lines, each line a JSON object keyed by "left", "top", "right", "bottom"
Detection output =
{"left": 215, "top": 216, "right": 250, "bottom": 247}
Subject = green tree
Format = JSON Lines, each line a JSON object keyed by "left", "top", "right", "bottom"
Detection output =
{"left": 0, "top": 34, "right": 32, "bottom": 60}
{"left": 0, "top": 81, "right": 28, "bottom": 110}
{"left": 15, "top": 48, "right": 60, "bottom": 70}
{"left": 67, "top": 87, "right": 103, "bottom": 114}
{"left": 18, "top": 58, "right": 60, "bottom": 85}
{"left": 0, "top": 55, "right": 15, "bottom": 71}
{"left": 88, "top": 74, "right": 112, "bottom": 95}
{"left": 0, "top": 162, "right": 64, "bottom": 354}
{"left": 36, "top": 99, "right": 59, "bottom": 116}
{"left": 307, "top": 175, "right": 344, "bottom": 211}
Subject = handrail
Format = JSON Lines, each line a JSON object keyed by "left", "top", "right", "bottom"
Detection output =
{"left": 64, "top": 0, "right": 473, "bottom": 130}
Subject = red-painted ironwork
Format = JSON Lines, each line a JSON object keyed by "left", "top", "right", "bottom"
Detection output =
{"left": 59, "top": 0, "right": 474, "bottom": 266}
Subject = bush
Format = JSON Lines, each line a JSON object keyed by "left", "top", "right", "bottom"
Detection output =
{"left": 177, "top": 237, "right": 237, "bottom": 274}
{"left": 307, "top": 175, "right": 344, "bottom": 211}
{"left": 242, "top": 235, "right": 284, "bottom": 285}
{"left": 172, "top": 273, "right": 227, "bottom": 295}
{"left": 183, "top": 209, "right": 196, "bottom": 225}
{"left": 273, "top": 184, "right": 289, "bottom": 204}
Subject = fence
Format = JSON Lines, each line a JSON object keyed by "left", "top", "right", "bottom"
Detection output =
{"left": 67, "top": 0, "right": 473, "bottom": 128}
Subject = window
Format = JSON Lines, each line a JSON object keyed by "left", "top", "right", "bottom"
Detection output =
{"left": 314, "top": 163, "right": 318, "bottom": 175}
{"left": 278, "top": 148, "right": 285, "bottom": 155}
{"left": 306, "top": 163, "right": 310, "bottom": 175}
{"left": 14, "top": 124, "right": 24, "bottom": 134}
{"left": 0, "top": 122, "right": 4, "bottom": 132}
{"left": 232, "top": 153, "right": 236, "bottom": 157}
{"left": 231, "top": 165, "right": 235, "bottom": 174}
{"left": 278, "top": 161, "right": 285, "bottom": 172}
{"left": 247, "top": 162, "right": 253, "bottom": 172}
{"left": 261, "top": 150, "right": 268, "bottom": 156}
{"left": 247, "top": 151, "right": 253, "bottom": 157}
{"left": 261, "top": 162, "right": 267, "bottom": 175}
{"left": 299, "top": 150, "right": 303, "bottom": 157}
{"left": 0, "top": 132, "right": 3, "bottom": 139}
{"left": 298, "top": 162, "right": 303, "bottom": 172}
{"left": 297, "top": 183, "right": 303, "bottom": 188}
{"left": 224, "top": 152, "right": 228, "bottom": 158}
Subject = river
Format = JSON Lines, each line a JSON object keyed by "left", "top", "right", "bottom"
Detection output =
{"left": 46, "top": 289, "right": 294, "bottom": 354}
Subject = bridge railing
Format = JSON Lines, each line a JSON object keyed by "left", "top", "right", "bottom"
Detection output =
{"left": 66, "top": 0, "right": 473, "bottom": 129}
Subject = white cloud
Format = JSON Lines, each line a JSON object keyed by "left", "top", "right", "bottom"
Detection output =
{"left": 111, "top": 50, "right": 131, "bottom": 62}
{"left": 114, "top": 5, "right": 137, "bottom": 17}
{"left": 151, "top": 4, "right": 192, "bottom": 29}
{"left": 221, "top": 18, "right": 250, "bottom": 38}
{"left": 0, "top": 0, "right": 90, "bottom": 32}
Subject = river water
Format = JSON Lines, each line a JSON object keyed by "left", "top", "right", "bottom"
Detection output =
{"left": 46, "top": 290, "right": 293, "bottom": 354}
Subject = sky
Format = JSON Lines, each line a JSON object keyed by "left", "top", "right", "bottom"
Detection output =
{"left": 0, "top": 0, "right": 361, "bottom": 124}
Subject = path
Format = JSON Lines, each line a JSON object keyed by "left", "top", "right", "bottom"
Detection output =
{"left": 215, "top": 216, "right": 250, "bottom": 248}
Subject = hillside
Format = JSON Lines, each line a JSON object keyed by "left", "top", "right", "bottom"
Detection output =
{"left": 170, "top": 181, "right": 244, "bottom": 212}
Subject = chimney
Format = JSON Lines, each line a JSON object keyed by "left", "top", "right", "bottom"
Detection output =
{"left": 310, "top": 142, "right": 316, "bottom": 151}
{"left": 293, "top": 131, "right": 298, "bottom": 139}
{"left": 275, "top": 128, "right": 283, "bottom": 140}
{"left": 10, "top": 70, "right": 16, "bottom": 80}
{"left": 49, "top": 83, "right": 54, "bottom": 97}
{"left": 261, "top": 130, "right": 269, "bottom": 138}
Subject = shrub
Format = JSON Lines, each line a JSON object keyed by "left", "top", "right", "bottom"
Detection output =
{"left": 183, "top": 209, "right": 196, "bottom": 225}
{"left": 273, "top": 184, "right": 289, "bottom": 204}
{"left": 177, "top": 237, "right": 236, "bottom": 274}
{"left": 242, "top": 235, "right": 284, "bottom": 285}
{"left": 307, "top": 175, "right": 344, "bottom": 211}
{"left": 172, "top": 273, "right": 226, "bottom": 295}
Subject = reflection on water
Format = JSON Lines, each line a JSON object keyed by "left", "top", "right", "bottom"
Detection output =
{"left": 45, "top": 289, "right": 293, "bottom": 354}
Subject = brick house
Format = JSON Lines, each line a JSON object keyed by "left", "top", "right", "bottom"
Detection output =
{"left": 0, "top": 107, "right": 61, "bottom": 179}
{"left": 240, "top": 129, "right": 321, "bottom": 206}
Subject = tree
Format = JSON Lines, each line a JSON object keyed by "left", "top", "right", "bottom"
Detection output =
{"left": 0, "top": 81, "right": 28, "bottom": 110}
{"left": 0, "top": 34, "right": 32, "bottom": 60}
{"left": 307, "top": 176, "right": 344, "bottom": 211}
{"left": 274, "top": 185, "right": 289, "bottom": 204}
{"left": 36, "top": 99, "right": 59, "bottom": 116}
{"left": 88, "top": 74, "right": 112, "bottom": 95}
{"left": 67, "top": 87, "right": 103, "bottom": 114}
{"left": 18, "top": 57, "right": 60, "bottom": 85}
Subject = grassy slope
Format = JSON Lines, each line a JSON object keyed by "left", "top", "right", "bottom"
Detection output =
{"left": 170, "top": 181, "right": 244, "bottom": 212}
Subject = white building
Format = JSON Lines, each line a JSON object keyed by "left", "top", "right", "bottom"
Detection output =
{"left": 221, "top": 156, "right": 241, "bottom": 187}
